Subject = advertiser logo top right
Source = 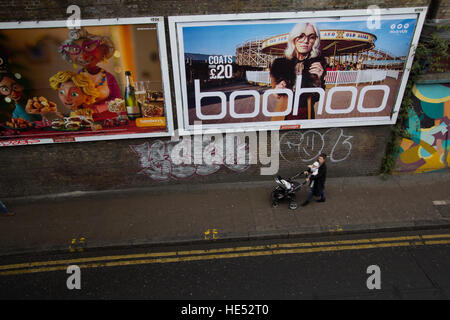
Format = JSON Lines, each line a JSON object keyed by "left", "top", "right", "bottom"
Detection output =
{"left": 390, "top": 23, "right": 410, "bottom": 34}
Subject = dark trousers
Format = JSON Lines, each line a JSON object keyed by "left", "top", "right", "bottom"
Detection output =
{"left": 306, "top": 187, "right": 325, "bottom": 203}
{"left": 0, "top": 200, "right": 8, "bottom": 214}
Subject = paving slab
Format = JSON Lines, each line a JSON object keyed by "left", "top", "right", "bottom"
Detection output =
{"left": 0, "top": 171, "right": 449, "bottom": 256}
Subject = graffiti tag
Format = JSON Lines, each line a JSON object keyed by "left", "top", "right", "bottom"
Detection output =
{"left": 131, "top": 138, "right": 251, "bottom": 181}
{"left": 280, "top": 128, "right": 353, "bottom": 163}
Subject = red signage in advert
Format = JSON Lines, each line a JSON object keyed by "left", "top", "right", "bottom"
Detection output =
{"left": 0, "top": 17, "right": 174, "bottom": 146}
{"left": 52, "top": 136, "right": 75, "bottom": 143}
{"left": 0, "top": 138, "right": 41, "bottom": 146}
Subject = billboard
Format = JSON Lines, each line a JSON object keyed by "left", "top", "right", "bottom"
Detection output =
{"left": 169, "top": 8, "right": 427, "bottom": 134}
{"left": 0, "top": 17, "right": 174, "bottom": 146}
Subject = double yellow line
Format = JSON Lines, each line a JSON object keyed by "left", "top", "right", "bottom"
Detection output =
{"left": 1, "top": 233, "right": 450, "bottom": 276}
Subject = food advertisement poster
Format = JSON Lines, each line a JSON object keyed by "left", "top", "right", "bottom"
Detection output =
{"left": 0, "top": 17, "right": 173, "bottom": 147}
{"left": 169, "top": 8, "right": 427, "bottom": 134}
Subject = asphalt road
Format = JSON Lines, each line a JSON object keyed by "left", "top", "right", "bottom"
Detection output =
{"left": 1, "top": 228, "right": 450, "bottom": 303}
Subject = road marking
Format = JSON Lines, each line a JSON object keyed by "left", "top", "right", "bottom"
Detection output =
{"left": 421, "top": 234, "right": 450, "bottom": 239}
{"left": 424, "top": 240, "right": 450, "bottom": 245}
{"left": 69, "top": 237, "right": 86, "bottom": 253}
{"left": 0, "top": 250, "right": 179, "bottom": 271}
{"left": 329, "top": 225, "right": 343, "bottom": 233}
{"left": 204, "top": 229, "right": 219, "bottom": 240}
{"left": 0, "top": 242, "right": 414, "bottom": 276}
{"left": 0, "top": 234, "right": 424, "bottom": 271}
{"left": 1, "top": 234, "right": 450, "bottom": 276}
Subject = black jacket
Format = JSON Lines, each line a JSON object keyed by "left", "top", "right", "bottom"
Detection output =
{"left": 285, "top": 55, "right": 327, "bottom": 120}
{"left": 309, "top": 162, "right": 327, "bottom": 196}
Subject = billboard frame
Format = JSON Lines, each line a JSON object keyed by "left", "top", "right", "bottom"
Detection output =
{"left": 168, "top": 7, "right": 428, "bottom": 136}
{"left": 0, "top": 16, "right": 175, "bottom": 146}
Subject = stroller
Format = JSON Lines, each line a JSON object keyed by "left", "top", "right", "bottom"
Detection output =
{"left": 271, "top": 171, "right": 310, "bottom": 210}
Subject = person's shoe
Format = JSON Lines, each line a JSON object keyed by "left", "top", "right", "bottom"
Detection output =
{"left": 301, "top": 201, "right": 310, "bottom": 207}
{"left": 317, "top": 199, "right": 326, "bottom": 203}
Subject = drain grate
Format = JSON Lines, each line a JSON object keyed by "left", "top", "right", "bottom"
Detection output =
{"left": 433, "top": 200, "right": 450, "bottom": 218}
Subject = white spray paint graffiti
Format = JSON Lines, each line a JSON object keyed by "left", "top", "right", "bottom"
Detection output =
{"left": 130, "top": 136, "right": 251, "bottom": 181}
{"left": 280, "top": 128, "right": 353, "bottom": 163}
{"left": 131, "top": 128, "right": 350, "bottom": 180}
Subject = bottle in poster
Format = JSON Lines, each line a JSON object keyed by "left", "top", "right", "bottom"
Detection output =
{"left": 124, "top": 71, "right": 141, "bottom": 120}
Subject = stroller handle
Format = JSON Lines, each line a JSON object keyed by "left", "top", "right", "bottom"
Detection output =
{"left": 290, "top": 171, "right": 307, "bottom": 180}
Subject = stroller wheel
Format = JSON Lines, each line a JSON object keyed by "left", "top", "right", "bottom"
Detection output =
{"left": 288, "top": 194, "right": 298, "bottom": 210}
{"left": 272, "top": 202, "right": 278, "bottom": 208}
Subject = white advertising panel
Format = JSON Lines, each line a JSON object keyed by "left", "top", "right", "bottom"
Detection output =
{"left": 169, "top": 8, "right": 427, "bottom": 134}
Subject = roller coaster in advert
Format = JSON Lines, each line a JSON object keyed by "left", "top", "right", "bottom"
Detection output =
{"left": 235, "top": 29, "right": 405, "bottom": 86}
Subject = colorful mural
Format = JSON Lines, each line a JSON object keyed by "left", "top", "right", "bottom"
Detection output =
{"left": 396, "top": 82, "right": 450, "bottom": 173}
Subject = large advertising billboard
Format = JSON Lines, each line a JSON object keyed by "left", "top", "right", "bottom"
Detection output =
{"left": 169, "top": 8, "right": 427, "bottom": 134}
{"left": 0, "top": 17, "right": 174, "bottom": 146}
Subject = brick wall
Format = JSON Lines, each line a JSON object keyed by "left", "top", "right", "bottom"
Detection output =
{"left": 430, "top": 0, "right": 450, "bottom": 19}
{"left": 0, "top": 0, "right": 432, "bottom": 197}
{"left": 0, "top": 126, "right": 391, "bottom": 197}
{"left": 0, "top": 1, "right": 434, "bottom": 22}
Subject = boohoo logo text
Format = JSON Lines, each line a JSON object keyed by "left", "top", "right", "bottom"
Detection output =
{"left": 194, "top": 75, "right": 390, "bottom": 120}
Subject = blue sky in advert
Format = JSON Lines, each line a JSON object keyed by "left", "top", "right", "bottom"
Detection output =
{"left": 183, "top": 17, "right": 417, "bottom": 58}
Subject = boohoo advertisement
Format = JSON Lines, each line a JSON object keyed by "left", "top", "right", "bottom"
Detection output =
{"left": 169, "top": 8, "right": 427, "bottom": 134}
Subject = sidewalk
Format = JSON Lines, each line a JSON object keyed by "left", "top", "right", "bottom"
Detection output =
{"left": 1, "top": 171, "right": 449, "bottom": 256}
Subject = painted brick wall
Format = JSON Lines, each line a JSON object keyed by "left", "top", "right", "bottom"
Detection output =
{"left": 395, "top": 82, "right": 449, "bottom": 174}
{"left": 0, "top": 0, "right": 431, "bottom": 197}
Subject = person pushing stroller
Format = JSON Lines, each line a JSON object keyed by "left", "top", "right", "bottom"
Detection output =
{"left": 271, "top": 153, "right": 327, "bottom": 210}
{"left": 302, "top": 153, "right": 327, "bottom": 206}
{"left": 270, "top": 160, "right": 317, "bottom": 210}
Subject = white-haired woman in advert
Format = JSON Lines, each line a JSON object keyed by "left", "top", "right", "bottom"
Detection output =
{"left": 273, "top": 22, "right": 326, "bottom": 121}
